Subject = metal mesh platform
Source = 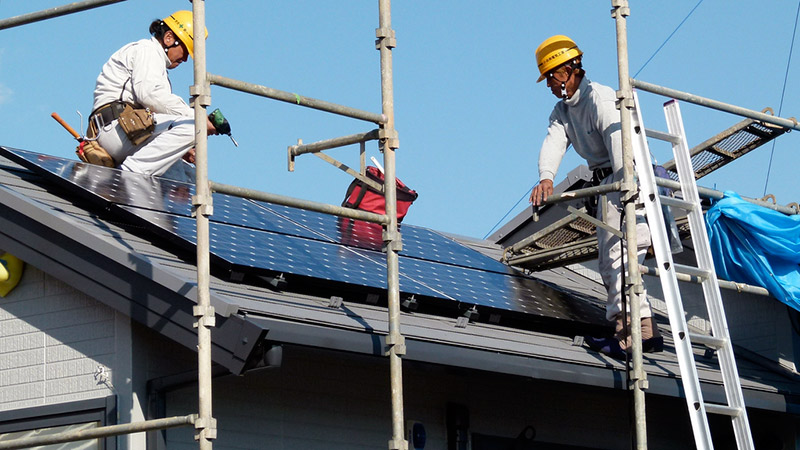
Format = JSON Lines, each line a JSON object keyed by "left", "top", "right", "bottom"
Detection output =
{"left": 662, "top": 115, "right": 789, "bottom": 181}
{"left": 500, "top": 114, "right": 788, "bottom": 272}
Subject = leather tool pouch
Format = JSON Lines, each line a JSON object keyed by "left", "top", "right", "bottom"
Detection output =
{"left": 76, "top": 120, "right": 116, "bottom": 168}
{"left": 118, "top": 104, "right": 155, "bottom": 146}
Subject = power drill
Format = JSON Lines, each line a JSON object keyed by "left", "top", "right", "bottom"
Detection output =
{"left": 208, "top": 108, "right": 238, "bottom": 146}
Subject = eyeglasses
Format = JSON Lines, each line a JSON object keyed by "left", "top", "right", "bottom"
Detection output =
{"left": 545, "top": 66, "right": 569, "bottom": 81}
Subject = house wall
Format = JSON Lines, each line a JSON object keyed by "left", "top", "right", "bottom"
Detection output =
{"left": 0, "top": 264, "right": 143, "bottom": 449}
{"left": 160, "top": 344, "right": 796, "bottom": 450}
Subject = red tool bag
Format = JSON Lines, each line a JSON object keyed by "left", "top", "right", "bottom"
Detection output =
{"left": 341, "top": 166, "right": 418, "bottom": 222}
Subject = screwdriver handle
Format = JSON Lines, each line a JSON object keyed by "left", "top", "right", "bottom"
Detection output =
{"left": 51, "top": 112, "right": 82, "bottom": 141}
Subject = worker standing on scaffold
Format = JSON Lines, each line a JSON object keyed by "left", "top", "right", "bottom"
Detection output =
{"left": 88, "top": 10, "right": 219, "bottom": 182}
{"left": 529, "top": 35, "right": 663, "bottom": 358}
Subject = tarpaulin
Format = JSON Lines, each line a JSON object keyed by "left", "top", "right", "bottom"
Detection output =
{"left": 706, "top": 191, "right": 800, "bottom": 311}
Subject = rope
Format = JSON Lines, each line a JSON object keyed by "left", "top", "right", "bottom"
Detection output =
{"left": 763, "top": 0, "right": 800, "bottom": 196}
{"left": 633, "top": 0, "right": 705, "bottom": 78}
{"left": 482, "top": 186, "right": 533, "bottom": 239}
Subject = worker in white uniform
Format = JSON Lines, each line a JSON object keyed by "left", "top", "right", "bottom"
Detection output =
{"left": 90, "top": 10, "right": 218, "bottom": 181}
{"left": 529, "top": 35, "right": 662, "bottom": 359}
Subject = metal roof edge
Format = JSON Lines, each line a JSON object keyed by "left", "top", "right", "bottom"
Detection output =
{"left": 249, "top": 314, "right": 798, "bottom": 413}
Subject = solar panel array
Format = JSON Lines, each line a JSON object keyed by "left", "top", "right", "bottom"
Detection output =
{"left": 1, "top": 147, "right": 606, "bottom": 328}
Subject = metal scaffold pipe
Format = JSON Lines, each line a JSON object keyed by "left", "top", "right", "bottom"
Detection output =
{"left": 210, "top": 181, "right": 389, "bottom": 224}
{"left": 632, "top": 79, "right": 800, "bottom": 132}
{"left": 0, "top": 415, "right": 196, "bottom": 450}
{"left": 612, "top": 1, "right": 648, "bottom": 449}
{"left": 655, "top": 177, "right": 799, "bottom": 215}
{"left": 208, "top": 73, "right": 386, "bottom": 124}
{"left": 376, "top": 1, "right": 407, "bottom": 449}
{"left": 289, "top": 129, "right": 380, "bottom": 157}
{"left": 192, "top": 2, "right": 215, "bottom": 449}
{"left": 0, "top": 0, "right": 126, "bottom": 30}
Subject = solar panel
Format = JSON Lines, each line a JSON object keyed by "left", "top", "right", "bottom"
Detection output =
{"left": 0, "top": 147, "right": 607, "bottom": 328}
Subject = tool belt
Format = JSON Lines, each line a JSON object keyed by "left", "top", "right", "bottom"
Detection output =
{"left": 91, "top": 101, "right": 155, "bottom": 146}
{"left": 591, "top": 166, "right": 614, "bottom": 185}
{"left": 91, "top": 101, "right": 128, "bottom": 127}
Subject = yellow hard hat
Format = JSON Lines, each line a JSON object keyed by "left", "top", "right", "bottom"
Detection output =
{"left": 163, "top": 10, "right": 208, "bottom": 59}
{"left": 535, "top": 35, "right": 583, "bottom": 82}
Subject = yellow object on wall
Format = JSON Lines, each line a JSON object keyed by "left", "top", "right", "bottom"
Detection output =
{"left": 0, "top": 252, "right": 24, "bottom": 297}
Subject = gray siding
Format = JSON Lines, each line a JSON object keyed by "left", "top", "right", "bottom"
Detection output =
{"left": 0, "top": 265, "right": 120, "bottom": 411}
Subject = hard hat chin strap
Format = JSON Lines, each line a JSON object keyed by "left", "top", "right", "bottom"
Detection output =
{"left": 560, "top": 83, "right": 568, "bottom": 99}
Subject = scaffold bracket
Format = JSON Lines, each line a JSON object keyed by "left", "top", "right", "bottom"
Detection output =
{"left": 189, "top": 84, "right": 212, "bottom": 107}
{"left": 194, "top": 417, "right": 218, "bottom": 441}
{"left": 375, "top": 27, "right": 397, "bottom": 48}
{"left": 385, "top": 334, "right": 407, "bottom": 356}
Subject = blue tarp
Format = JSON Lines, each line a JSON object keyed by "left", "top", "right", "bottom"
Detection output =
{"left": 706, "top": 191, "right": 800, "bottom": 311}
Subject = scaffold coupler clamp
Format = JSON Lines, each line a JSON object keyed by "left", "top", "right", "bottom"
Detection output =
{"left": 378, "top": 128, "right": 400, "bottom": 151}
{"left": 194, "top": 416, "right": 218, "bottom": 441}
{"left": 385, "top": 332, "right": 406, "bottom": 356}
{"left": 192, "top": 193, "right": 214, "bottom": 218}
{"left": 383, "top": 228, "right": 403, "bottom": 253}
{"left": 375, "top": 27, "right": 397, "bottom": 49}
{"left": 193, "top": 305, "right": 216, "bottom": 329}
{"left": 611, "top": 0, "right": 630, "bottom": 17}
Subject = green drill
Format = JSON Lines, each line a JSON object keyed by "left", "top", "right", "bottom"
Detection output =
{"left": 208, "top": 108, "right": 238, "bottom": 147}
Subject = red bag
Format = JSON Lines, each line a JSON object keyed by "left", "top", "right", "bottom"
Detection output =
{"left": 342, "top": 166, "right": 418, "bottom": 222}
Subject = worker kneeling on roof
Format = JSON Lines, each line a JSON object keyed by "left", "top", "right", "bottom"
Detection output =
{"left": 529, "top": 35, "right": 662, "bottom": 359}
{"left": 88, "top": 10, "right": 219, "bottom": 182}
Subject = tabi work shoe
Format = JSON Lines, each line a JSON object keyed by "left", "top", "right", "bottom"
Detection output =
{"left": 584, "top": 335, "right": 627, "bottom": 359}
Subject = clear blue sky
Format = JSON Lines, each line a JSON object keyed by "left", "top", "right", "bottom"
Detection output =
{"left": 1, "top": 1, "right": 798, "bottom": 239}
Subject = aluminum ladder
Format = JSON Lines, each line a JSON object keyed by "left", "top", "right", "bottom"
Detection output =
{"left": 630, "top": 92, "right": 754, "bottom": 450}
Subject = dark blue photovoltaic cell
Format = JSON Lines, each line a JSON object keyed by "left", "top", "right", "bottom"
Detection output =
{"left": 4, "top": 148, "right": 511, "bottom": 273}
{"left": 1, "top": 147, "right": 607, "bottom": 324}
{"left": 118, "top": 206, "right": 451, "bottom": 299}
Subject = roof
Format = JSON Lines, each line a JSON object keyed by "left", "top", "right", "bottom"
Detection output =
{"left": 0, "top": 146, "right": 798, "bottom": 414}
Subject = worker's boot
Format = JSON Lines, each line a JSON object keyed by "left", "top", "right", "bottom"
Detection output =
{"left": 584, "top": 314, "right": 627, "bottom": 359}
{"left": 641, "top": 316, "right": 664, "bottom": 353}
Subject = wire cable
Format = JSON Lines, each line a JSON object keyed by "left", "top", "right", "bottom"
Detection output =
{"left": 482, "top": 186, "right": 533, "bottom": 239}
{"left": 633, "top": 0, "right": 705, "bottom": 78}
{"left": 763, "top": 0, "right": 800, "bottom": 196}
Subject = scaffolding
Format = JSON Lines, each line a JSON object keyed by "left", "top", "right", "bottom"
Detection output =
{"left": 0, "top": 1, "right": 406, "bottom": 449}
{"left": 500, "top": 2, "right": 800, "bottom": 449}
{"left": 2, "top": 1, "right": 800, "bottom": 449}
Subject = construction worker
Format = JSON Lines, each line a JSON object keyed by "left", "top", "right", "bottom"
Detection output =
{"left": 89, "top": 10, "right": 218, "bottom": 182}
{"left": 529, "top": 35, "right": 662, "bottom": 358}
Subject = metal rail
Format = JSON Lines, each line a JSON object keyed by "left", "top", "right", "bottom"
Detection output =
{"left": 289, "top": 129, "right": 380, "bottom": 157}
{"left": 0, "top": 415, "right": 196, "bottom": 450}
{"left": 208, "top": 73, "right": 386, "bottom": 124}
{"left": 210, "top": 181, "right": 389, "bottom": 224}
{"left": 0, "top": 0, "right": 125, "bottom": 30}
{"left": 632, "top": 79, "right": 800, "bottom": 132}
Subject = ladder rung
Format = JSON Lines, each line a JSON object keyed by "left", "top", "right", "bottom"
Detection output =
{"left": 703, "top": 403, "right": 742, "bottom": 417}
{"left": 645, "top": 127, "right": 681, "bottom": 144}
{"left": 673, "top": 263, "right": 712, "bottom": 279}
{"left": 658, "top": 195, "right": 696, "bottom": 212}
{"left": 689, "top": 333, "right": 727, "bottom": 349}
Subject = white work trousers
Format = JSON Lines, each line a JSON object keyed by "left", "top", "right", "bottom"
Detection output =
{"left": 596, "top": 176, "right": 653, "bottom": 322}
{"left": 96, "top": 113, "right": 194, "bottom": 179}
